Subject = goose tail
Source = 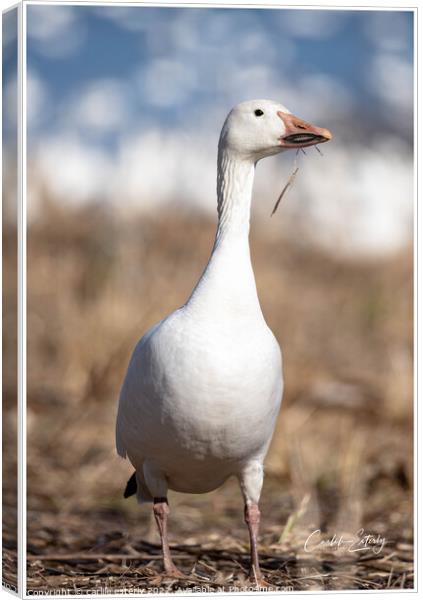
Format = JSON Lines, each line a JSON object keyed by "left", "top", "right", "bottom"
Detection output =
{"left": 123, "top": 469, "right": 153, "bottom": 503}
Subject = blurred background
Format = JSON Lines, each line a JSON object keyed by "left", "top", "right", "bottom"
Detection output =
{"left": 22, "top": 5, "right": 414, "bottom": 255}
{"left": 2, "top": 4, "right": 414, "bottom": 591}
{"left": 3, "top": 6, "right": 18, "bottom": 593}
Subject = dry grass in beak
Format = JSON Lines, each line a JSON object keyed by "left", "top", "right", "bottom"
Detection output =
{"left": 271, "top": 143, "right": 327, "bottom": 216}
{"left": 271, "top": 165, "right": 300, "bottom": 216}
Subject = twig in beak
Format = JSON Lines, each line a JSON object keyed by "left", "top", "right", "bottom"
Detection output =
{"left": 315, "top": 145, "right": 324, "bottom": 156}
{"left": 270, "top": 166, "right": 300, "bottom": 217}
{"left": 301, "top": 148, "right": 307, "bottom": 156}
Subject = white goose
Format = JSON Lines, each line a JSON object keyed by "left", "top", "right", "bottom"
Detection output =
{"left": 116, "top": 99, "right": 331, "bottom": 583}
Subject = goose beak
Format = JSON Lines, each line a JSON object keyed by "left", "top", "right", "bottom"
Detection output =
{"left": 278, "top": 111, "right": 332, "bottom": 149}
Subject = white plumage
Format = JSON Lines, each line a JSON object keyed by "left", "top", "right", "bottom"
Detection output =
{"left": 116, "top": 99, "right": 331, "bottom": 583}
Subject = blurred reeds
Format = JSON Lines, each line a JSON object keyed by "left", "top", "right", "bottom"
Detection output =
{"left": 2, "top": 196, "right": 414, "bottom": 590}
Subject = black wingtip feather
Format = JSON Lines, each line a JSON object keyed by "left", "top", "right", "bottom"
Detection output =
{"left": 124, "top": 471, "right": 137, "bottom": 498}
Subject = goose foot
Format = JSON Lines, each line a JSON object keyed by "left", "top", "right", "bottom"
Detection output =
{"left": 248, "top": 571, "right": 273, "bottom": 589}
{"left": 149, "top": 572, "right": 184, "bottom": 588}
{"left": 163, "top": 566, "right": 185, "bottom": 578}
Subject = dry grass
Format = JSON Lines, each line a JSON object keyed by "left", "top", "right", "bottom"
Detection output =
{"left": 2, "top": 200, "right": 413, "bottom": 591}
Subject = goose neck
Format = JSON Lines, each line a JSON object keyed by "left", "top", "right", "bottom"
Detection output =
{"left": 184, "top": 149, "right": 260, "bottom": 314}
{"left": 215, "top": 149, "right": 255, "bottom": 244}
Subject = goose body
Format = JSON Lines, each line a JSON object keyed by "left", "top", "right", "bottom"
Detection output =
{"left": 116, "top": 99, "right": 331, "bottom": 581}
{"left": 117, "top": 281, "right": 282, "bottom": 496}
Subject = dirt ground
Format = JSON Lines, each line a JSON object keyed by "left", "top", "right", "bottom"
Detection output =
{"left": 2, "top": 206, "right": 414, "bottom": 592}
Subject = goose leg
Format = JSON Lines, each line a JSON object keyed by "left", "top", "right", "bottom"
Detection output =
{"left": 244, "top": 502, "right": 264, "bottom": 583}
{"left": 238, "top": 461, "right": 269, "bottom": 586}
{"left": 153, "top": 497, "right": 184, "bottom": 577}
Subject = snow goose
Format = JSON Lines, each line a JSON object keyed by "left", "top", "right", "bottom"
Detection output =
{"left": 116, "top": 99, "right": 332, "bottom": 583}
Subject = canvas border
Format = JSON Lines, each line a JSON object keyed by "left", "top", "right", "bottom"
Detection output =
{"left": 7, "top": 1, "right": 419, "bottom": 598}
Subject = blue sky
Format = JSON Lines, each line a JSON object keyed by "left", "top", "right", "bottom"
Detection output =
{"left": 2, "top": 5, "right": 413, "bottom": 256}
{"left": 25, "top": 6, "right": 414, "bottom": 145}
{"left": 2, "top": 8, "right": 17, "bottom": 141}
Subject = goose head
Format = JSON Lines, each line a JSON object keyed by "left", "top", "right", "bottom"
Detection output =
{"left": 219, "top": 99, "right": 332, "bottom": 161}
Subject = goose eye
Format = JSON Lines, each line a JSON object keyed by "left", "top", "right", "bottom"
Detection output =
{"left": 254, "top": 109, "right": 264, "bottom": 117}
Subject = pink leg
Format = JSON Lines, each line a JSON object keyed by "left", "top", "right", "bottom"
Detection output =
{"left": 244, "top": 503, "right": 266, "bottom": 585}
{"left": 153, "top": 497, "right": 183, "bottom": 577}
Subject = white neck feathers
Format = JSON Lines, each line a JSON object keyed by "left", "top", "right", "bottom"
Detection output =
{"left": 216, "top": 148, "right": 255, "bottom": 244}
{"left": 185, "top": 148, "right": 261, "bottom": 316}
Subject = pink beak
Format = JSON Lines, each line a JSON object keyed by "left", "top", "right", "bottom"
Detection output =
{"left": 278, "top": 111, "right": 332, "bottom": 148}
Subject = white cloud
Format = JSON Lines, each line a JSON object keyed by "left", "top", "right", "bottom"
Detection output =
{"left": 4, "top": 75, "right": 17, "bottom": 129}
{"left": 237, "top": 31, "right": 279, "bottom": 62}
{"left": 169, "top": 11, "right": 203, "bottom": 52}
{"left": 115, "top": 129, "right": 216, "bottom": 212}
{"left": 27, "top": 70, "right": 49, "bottom": 129}
{"left": 68, "top": 79, "right": 130, "bottom": 133}
{"left": 204, "top": 11, "right": 238, "bottom": 46}
{"left": 293, "top": 74, "right": 355, "bottom": 120}
{"left": 96, "top": 6, "right": 158, "bottom": 32}
{"left": 278, "top": 11, "right": 346, "bottom": 40}
{"left": 369, "top": 53, "right": 413, "bottom": 113}
{"left": 32, "top": 134, "right": 114, "bottom": 210}
{"left": 220, "top": 63, "right": 278, "bottom": 101}
{"left": 27, "top": 5, "right": 84, "bottom": 58}
{"left": 2, "top": 9, "right": 17, "bottom": 59}
{"left": 28, "top": 5, "right": 76, "bottom": 40}
{"left": 140, "top": 59, "right": 198, "bottom": 108}
{"left": 363, "top": 11, "right": 412, "bottom": 52}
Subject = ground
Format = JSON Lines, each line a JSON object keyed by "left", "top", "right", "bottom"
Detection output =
{"left": 2, "top": 207, "right": 413, "bottom": 592}
{"left": 22, "top": 474, "right": 412, "bottom": 593}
